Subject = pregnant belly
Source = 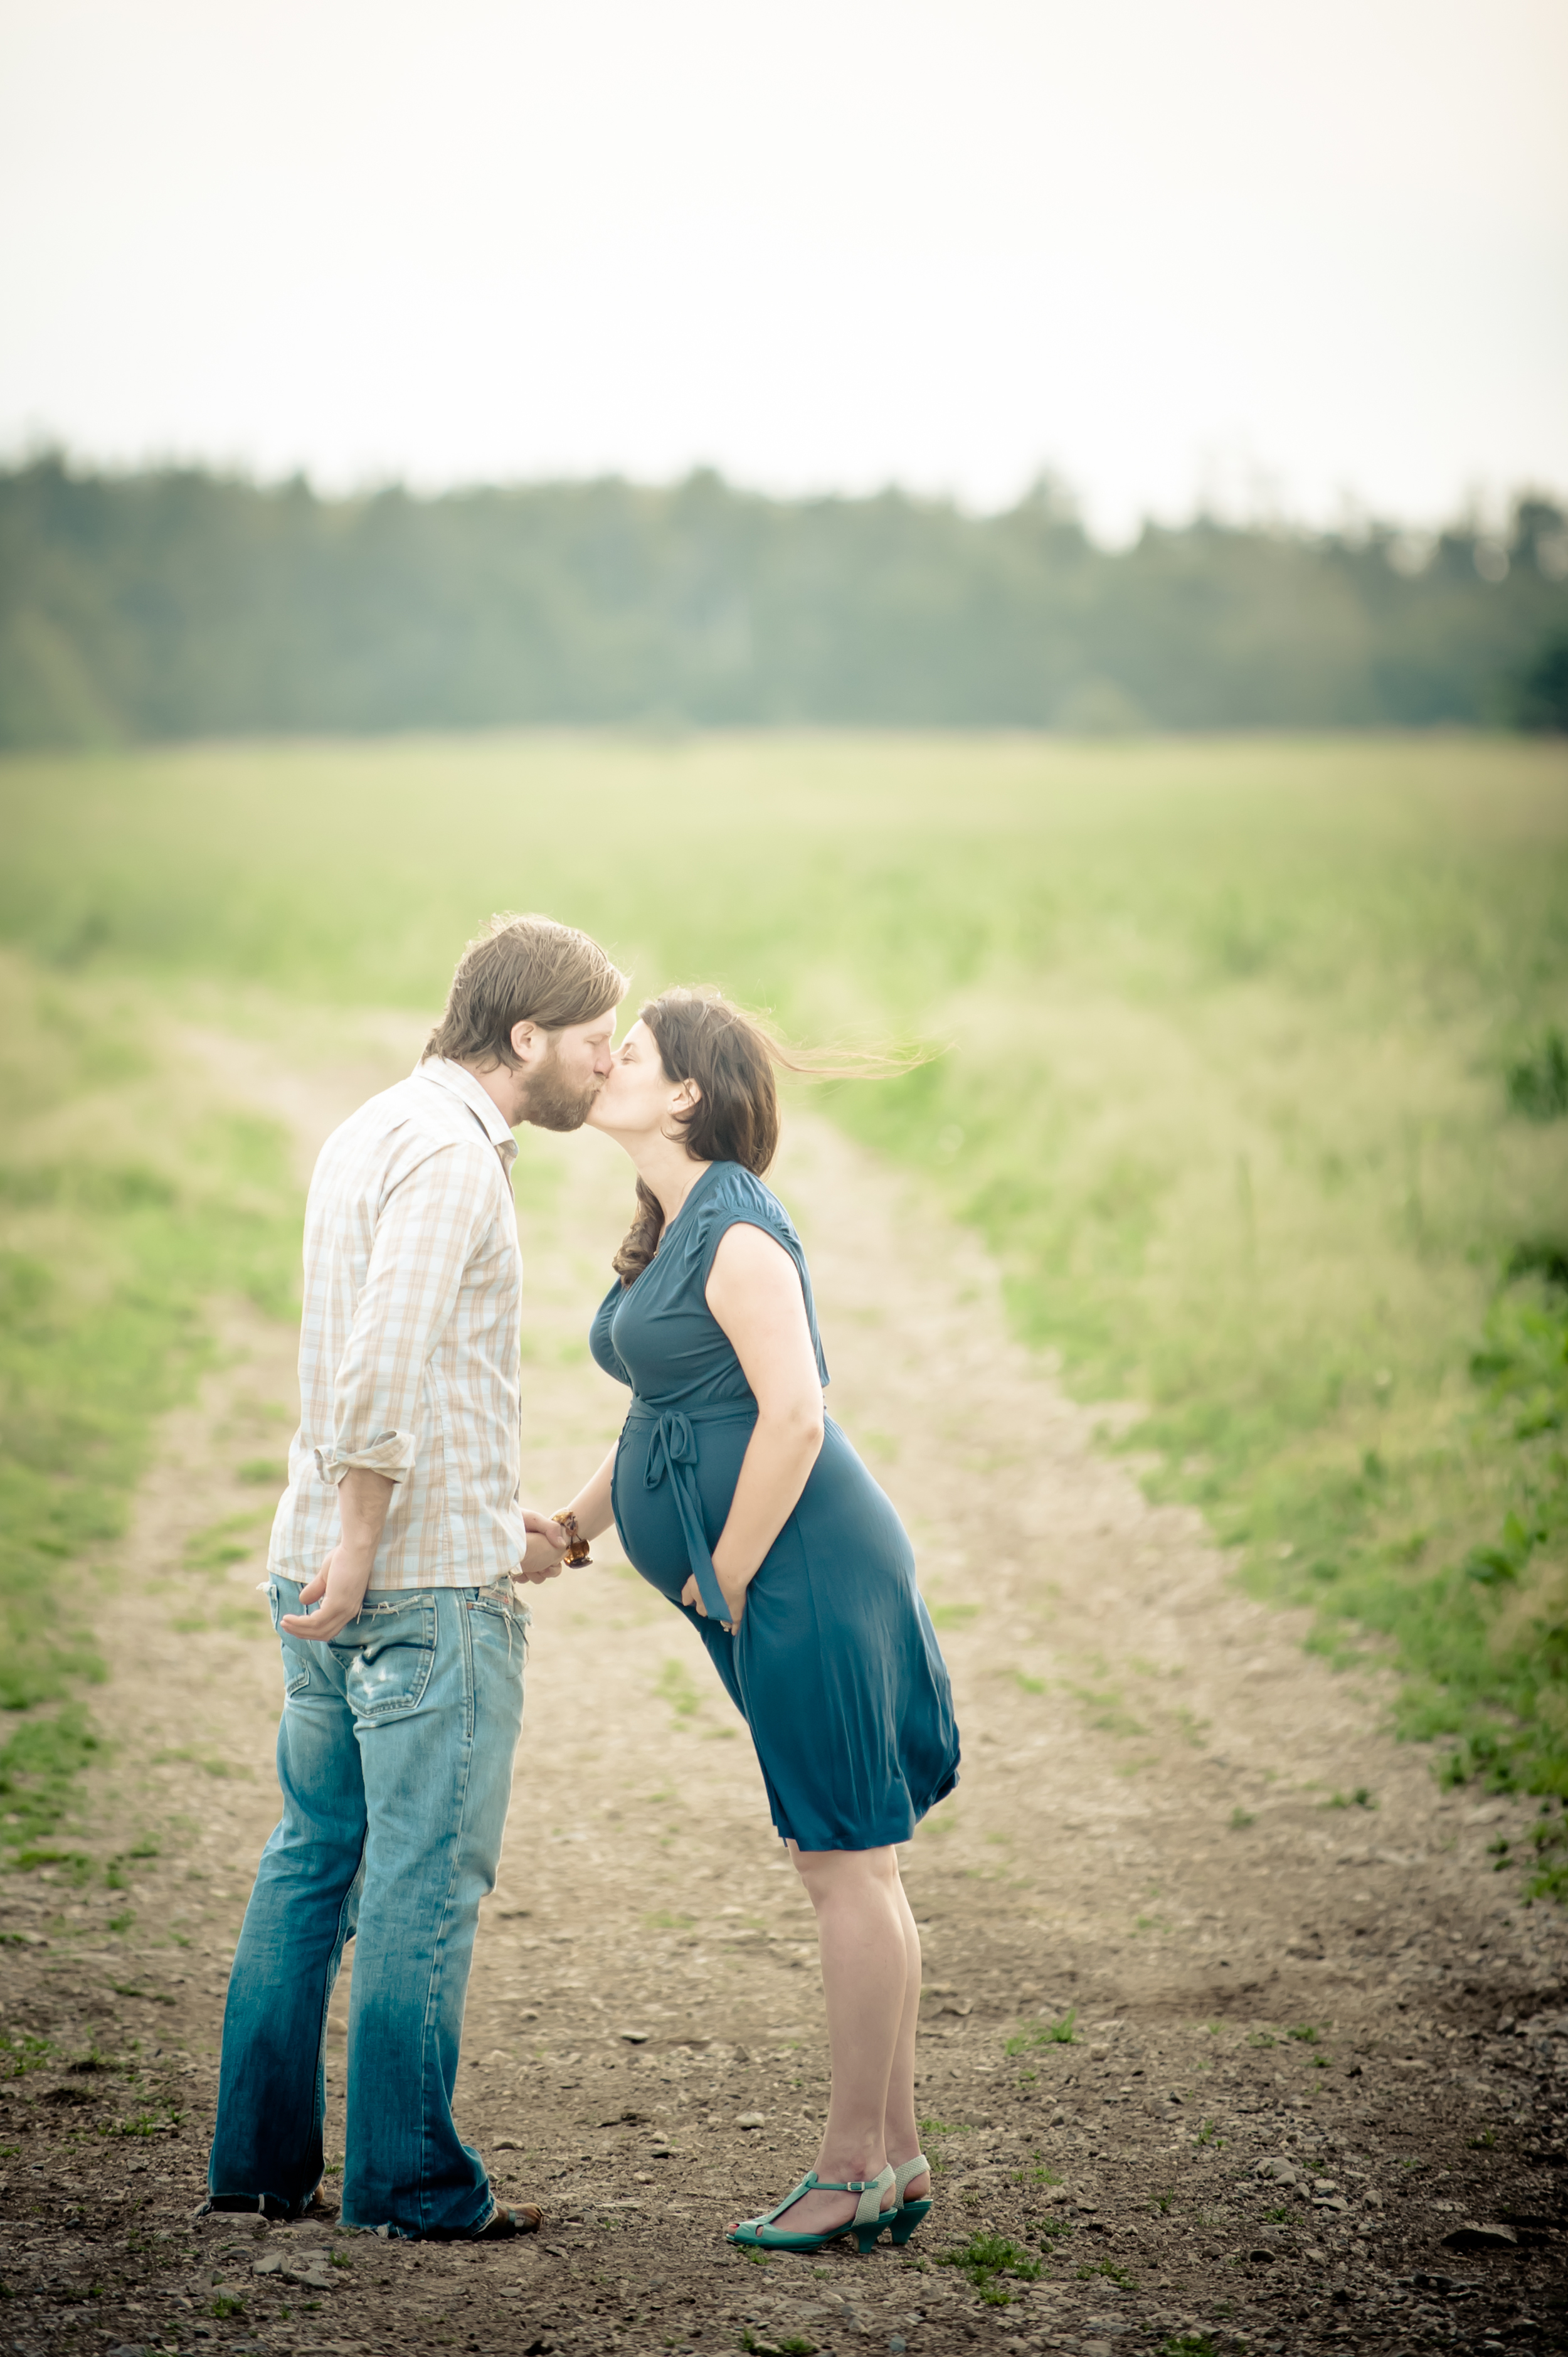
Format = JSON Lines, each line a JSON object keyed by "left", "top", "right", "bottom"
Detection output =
{"left": 612, "top": 1409, "right": 911, "bottom": 1605}
{"left": 612, "top": 1408, "right": 756, "bottom": 1604}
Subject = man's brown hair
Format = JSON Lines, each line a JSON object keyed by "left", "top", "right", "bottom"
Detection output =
{"left": 425, "top": 914, "right": 628, "bottom": 1070}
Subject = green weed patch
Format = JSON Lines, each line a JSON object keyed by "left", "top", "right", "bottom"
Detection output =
{"left": 1076, "top": 2257, "right": 1138, "bottom": 2287}
{"left": 935, "top": 2232, "right": 1042, "bottom": 2305}
{"left": 655, "top": 1659, "right": 704, "bottom": 1723}
{"left": 1005, "top": 2008, "right": 1077, "bottom": 2054}
{"left": 0, "top": 956, "right": 299, "bottom": 1862}
{"left": 0, "top": 2033, "right": 55, "bottom": 2078}
{"left": 1508, "top": 1030, "right": 1568, "bottom": 1122}
{"left": 0, "top": 1710, "right": 102, "bottom": 1849}
{"left": 1248, "top": 1262, "right": 1568, "bottom": 1797}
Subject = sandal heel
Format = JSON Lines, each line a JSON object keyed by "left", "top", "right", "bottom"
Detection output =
{"left": 888, "top": 2197, "right": 931, "bottom": 2245}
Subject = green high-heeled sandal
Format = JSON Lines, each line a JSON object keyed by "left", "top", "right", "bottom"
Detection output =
{"left": 727, "top": 2163, "right": 897, "bottom": 2255}
{"left": 887, "top": 2152, "right": 932, "bottom": 2245}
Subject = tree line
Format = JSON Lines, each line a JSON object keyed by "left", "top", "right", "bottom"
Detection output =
{"left": 2, "top": 454, "right": 1565, "bottom": 744}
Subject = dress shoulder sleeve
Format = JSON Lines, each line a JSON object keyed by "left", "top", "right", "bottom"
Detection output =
{"left": 682, "top": 1167, "right": 830, "bottom": 1386}
{"left": 682, "top": 1165, "right": 798, "bottom": 1286}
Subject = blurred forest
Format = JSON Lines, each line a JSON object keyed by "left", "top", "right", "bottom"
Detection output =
{"left": 3, "top": 454, "right": 1567, "bottom": 745}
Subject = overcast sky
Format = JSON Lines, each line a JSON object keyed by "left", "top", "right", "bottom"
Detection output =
{"left": 1, "top": 0, "right": 1564, "bottom": 540}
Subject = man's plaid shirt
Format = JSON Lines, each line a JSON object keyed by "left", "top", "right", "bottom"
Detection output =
{"left": 267, "top": 1058, "right": 528, "bottom": 1588}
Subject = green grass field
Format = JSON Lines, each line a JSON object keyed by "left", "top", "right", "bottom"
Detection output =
{"left": 1, "top": 733, "right": 1565, "bottom": 1876}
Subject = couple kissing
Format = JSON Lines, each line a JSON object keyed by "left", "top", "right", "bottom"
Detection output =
{"left": 201, "top": 913, "right": 961, "bottom": 2256}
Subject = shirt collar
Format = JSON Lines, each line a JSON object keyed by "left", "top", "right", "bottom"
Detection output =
{"left": 413, "top": 1058, "right": 519, "bottom": 1170}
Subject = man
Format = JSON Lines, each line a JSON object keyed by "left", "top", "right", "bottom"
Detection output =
{"left": 204, "top": 913, "right": 627, "bottom": 2239}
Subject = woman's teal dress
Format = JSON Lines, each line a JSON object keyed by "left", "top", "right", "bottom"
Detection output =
{"left": 590, "top": 1161, "right": 960, "bottom": 1852}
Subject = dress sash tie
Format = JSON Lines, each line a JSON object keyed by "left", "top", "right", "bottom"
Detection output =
{"left": 633, "top": 1402, "right": 755, "bottom": 1626}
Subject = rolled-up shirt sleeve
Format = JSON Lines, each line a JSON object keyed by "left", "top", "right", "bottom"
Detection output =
{"left": 315, "top": 1141, "right": 498, "bottom": 1487}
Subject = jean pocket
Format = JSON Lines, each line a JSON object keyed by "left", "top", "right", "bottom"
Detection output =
{"left": 470, "top": 1584, "right": 529, "bottom": 1664}
{"left": 267, "top": 1578, "right": 312, "bottom": 1698}
{"left": 336, "top": 1595, "right": 438, "bottom": 1718}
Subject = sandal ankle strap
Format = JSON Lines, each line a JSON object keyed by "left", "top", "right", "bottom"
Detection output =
{"left": 852, "top": 2163, "right": 896, "bottom": 2226}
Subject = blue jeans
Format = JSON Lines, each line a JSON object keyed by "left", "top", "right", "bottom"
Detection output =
{"left": 209, "top": 1575, "right": 527, "bottom": 2236}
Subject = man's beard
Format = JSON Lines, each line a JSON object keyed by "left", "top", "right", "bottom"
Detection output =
{"left": 518, "top": 1046, "right": 601, "bottom": 1133}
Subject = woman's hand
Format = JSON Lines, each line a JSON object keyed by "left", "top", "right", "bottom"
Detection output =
{"left": 681, "top": 1568, "right": 749, "bottom": 1630}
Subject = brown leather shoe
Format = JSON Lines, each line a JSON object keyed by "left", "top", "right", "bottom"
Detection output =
{"left": 472, "top": 2203, "right": 543, "bottom": 2240}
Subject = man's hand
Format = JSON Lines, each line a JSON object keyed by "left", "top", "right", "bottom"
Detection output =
{"left": 512, "top": 1511, "right": 568, "bottom": 1587}
{"left": 281, "top": 1467, "right": 393, "bottom": 1641}
{"left": 282, "top": 1543, "right": 376, "bottom": 1642}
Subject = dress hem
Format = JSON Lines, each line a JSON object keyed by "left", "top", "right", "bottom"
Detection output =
{"left": 766, "top": 1765, "right": 960, "bottom": 1854}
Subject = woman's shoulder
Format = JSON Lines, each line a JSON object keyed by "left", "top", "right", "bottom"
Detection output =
{"left": 697, "top": 1161, "right": 798, "bottom": 1239}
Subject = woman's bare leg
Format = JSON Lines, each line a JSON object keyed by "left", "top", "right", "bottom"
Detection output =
{"left": 883, "top": 1865, "right": 930, "bottom": 2203}
{"left": 732, "top": 1843, "right": 907, "bottom": 2238}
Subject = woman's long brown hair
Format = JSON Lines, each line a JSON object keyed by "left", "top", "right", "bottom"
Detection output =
{"left": 612, "top": 988, "right": 913, "bottom": 1282}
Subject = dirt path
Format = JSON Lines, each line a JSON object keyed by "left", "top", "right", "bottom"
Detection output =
{"left": 3, "top": 1016, "right": 1566, "bottom": 2357}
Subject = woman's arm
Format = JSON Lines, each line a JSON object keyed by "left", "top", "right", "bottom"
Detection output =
{"left": 560, "top": 1440, "right": 620, "bottom": 1543}
{"left": 687, "top": 1222, "right": 825, "bottom": 1625}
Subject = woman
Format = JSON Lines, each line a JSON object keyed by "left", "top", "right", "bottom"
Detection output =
{"left": 554, "top": 989, "right": 960, "bottom": 2255}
